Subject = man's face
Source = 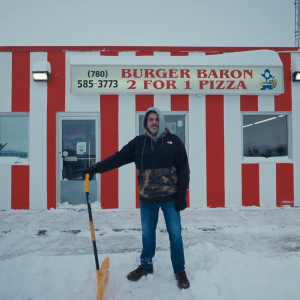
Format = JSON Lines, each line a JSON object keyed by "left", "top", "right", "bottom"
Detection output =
{"left": 147, "top": 112, "right": 159, "bottom": 136}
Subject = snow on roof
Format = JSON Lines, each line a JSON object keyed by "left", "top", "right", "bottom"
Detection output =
{"left": 68, "top": 50, "right": 283, "bottom": 67}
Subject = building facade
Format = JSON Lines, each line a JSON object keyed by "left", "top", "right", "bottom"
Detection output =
{"left": 0, "top": 46, "right": 299, "bottom": 210}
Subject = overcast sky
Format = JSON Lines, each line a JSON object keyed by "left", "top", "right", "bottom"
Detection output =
{"left": 0, "top": 0, "right": 296, "bottom": 47}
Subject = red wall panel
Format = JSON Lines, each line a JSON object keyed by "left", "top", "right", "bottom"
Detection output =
{"left": 100, "top": 95, "right": 119, "bottom": 209}
{"left": 12, "top": 52, "right": 30, "bottom": 112}
{"left": 47, "top": 52, "right": 66, "bottom": 209}
{"left": 171, "top": 95, "right": 189, "bottom": 111}
{"left": 135, "top": 95, "right": 154, "bottom": 111}
{"left": 242, "top": 164, "right": 260, "bottom": 206}
{"left": 276, "top": 163, "right": 294, "bottom": 207}
{"left": 240, "top": 95, "right": 258, "bottom": 111}
{"left": 275, "top": 53, "right": 292, "bottom": 112}
{"left": 11, "top": 165, "right": 29, "bottom": 209}
{"left": 206, "top": 95, "right": 225, "bottom": 207}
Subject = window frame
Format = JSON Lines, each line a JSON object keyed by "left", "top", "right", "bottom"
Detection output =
{"left": 241, "top": 111, "right": 292, "bottom": 162}
{"left": 135, "top": 111, "right": 189, "bottom": 155}
{"left": 0, "top": 112, "right": 30, "bottom": 161}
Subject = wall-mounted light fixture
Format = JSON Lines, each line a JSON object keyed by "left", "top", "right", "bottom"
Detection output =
{"left": 292, "top": 71, "right": 300, "bottom": 82}
{"left": 32, "top": 61, "right": 51, "bottom": 82}
{"left": 292, "top": 57, "right": 300, "bottom": 82}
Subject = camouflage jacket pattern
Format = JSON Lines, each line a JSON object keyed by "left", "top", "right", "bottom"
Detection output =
{"left": 94, "top": 129, "right": 190, "bottom": 204}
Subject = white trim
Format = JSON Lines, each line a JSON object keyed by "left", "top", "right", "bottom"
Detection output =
{"left": 118, "top": 94, "right": 136, "bottom": 209}
{"left": 118, "top": 51, "right": 136, "bottom": 56}
{"left": 224, "top": 95, "right": 242, "bottom": 207}
{"left": 189, "top": 94, "right": 206, "bottom": 207}
{"left": 259, "top": 163, "right": 276, "bottom": 207}
{"left": 0, "top": 165, "right": 11, "bottom": 210}
{"left": 188, "top": 52, "right": 205, "bottom": 56}
{"left": 29, "top": 52, "right": 48, "bottom": 209}
{"left": 0, "top": 52, "right": 12, "bottom": 112}
{"left": 153, "top": 52, "right": 171, "bottom": 56}
{"left": 65, "top": 52, "right": 100, "bottom": 112}
{"left": 258, "top": 95, "right": 274, "bottom": 111}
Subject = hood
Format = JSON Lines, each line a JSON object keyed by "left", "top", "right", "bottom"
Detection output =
{"left": 143, "top": 107, "right": 166, "bottom": 142}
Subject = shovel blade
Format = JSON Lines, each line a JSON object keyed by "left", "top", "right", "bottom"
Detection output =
{"left": 96, "top": 257, "right": 110, "bottom": 300}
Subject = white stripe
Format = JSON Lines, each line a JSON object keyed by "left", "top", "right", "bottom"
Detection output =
{"left": 292, "top": 53, "right": 300, "bottom": 207}
{"left": 258, "top": 95, "right": 274, "bottom": 111}
{"left": 259, "top": 163, "right": 276, "bottom": 207}
{"left": 188, "top": 52, "right": 205, "bottom": 56}
{"left": 189, "top": 95, "right": 207, "bottom": 207}
{"left": 65, "top": 52, "right": 100, "bottom": 112}
{"left": 224, "top": 95, "right": 242, "bottom": 207}
{"left": 29, "top": 52, "right": 48, "bottom": 209}
{"left": 154, "top": 94, "right": 170, "bottom": 111}
{"left": 118, "top": 52, "right": 136, "bottom": 56}
{"left": 0, "top": 52, "right": 12, "bottom": 112}
{"left": 153, "top": 52, "right": 171, "bottom": 56}
{"left": 0, "top": 165, "right": 12, "bottom": 210}
{"left": 118, "top": 94, "right": 136, "bottom": 209}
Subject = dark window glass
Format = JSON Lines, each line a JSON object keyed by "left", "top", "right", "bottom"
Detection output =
{"left": 138, "top": 114, "right": 186, "bottom": 146}
{"left": 243, "top": 114, "right": 288, "bottom": 157}
{"left": 0, "top": 116, "right": 29, "bottom": 158}
{"left": 62, "top": 120, "right": 96, "bottom": 180}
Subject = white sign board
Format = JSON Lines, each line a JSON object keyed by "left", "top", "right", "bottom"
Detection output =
{"left": 71, "top": 65, "right": 284, "bottom": 95}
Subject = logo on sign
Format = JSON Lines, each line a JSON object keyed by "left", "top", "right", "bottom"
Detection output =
{"left": 258, "top": 69, "right": 277, "bottom": 90}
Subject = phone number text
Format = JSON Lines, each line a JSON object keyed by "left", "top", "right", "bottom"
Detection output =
{"left": 77, "top": 80, "right": 118, "bottom": 88}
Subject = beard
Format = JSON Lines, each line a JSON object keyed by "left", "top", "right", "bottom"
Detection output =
{"left": 148, "top": 126, "right": 158, "bottom": 135}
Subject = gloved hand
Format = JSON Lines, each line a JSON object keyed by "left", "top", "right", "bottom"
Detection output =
{"left": 175, "top": 197, "right": 187, "bottom": 211}
{"left": 83, "top": 165, "right": 98, "bottom": 181}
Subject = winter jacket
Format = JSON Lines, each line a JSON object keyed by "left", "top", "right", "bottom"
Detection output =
{"left": 93, "top": 128, "right": 190, "bottom": 205}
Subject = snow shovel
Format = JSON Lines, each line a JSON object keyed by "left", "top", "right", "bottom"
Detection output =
{"left": 84, "top": 174, "right": 109, "bottom": 300}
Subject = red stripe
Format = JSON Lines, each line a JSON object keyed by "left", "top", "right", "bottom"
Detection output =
{"left": 276, "top": 163, "right": 294, "bottom": 207}
{"left": 171, "top": 95, "right": 189, "bottom": 111}
{"left": 11, "top": 165, "right": 29, "bottom": 209}
{"left": 275, "top": 53, "right": 292, "bottom": 111}
{"left": 12, "top": 52, "right": 30, "bottom": 112}
{"left": 240, "top": 95, "right": 258, "bottom": 111}
{"left": 206, "top": 95, "right": 225, "bottom": 207}
{"left": 242, "top": 164, "right": 260, "bottom": 206}
{"left": 100, "top": 95, "right": 119, "bottom": 209}
{"left": 205, "top": 52, "right": 223, "bottom": 55}
{"left": 136, "top": 52, "right": 154, "bottom": 56}
{"left": 135, "top": 95, "right": 154, "bottom": 111}
{"left": 100, "top": 52, "right": 119, "bottom": 56}
{"left": 47, "top": 52, "right": 66, "bottom": 209}
{"left": 170, "top": 52, "right": 189, "bottom": 56}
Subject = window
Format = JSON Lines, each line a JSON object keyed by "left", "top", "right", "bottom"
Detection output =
{"left": 137, "top": 112, "right": 188, "bottom": 148}
{"left": 243, "top": 114, "right": 289, "bottom": 158}
{"left": 0, "top": 114, "right": 29, "bottom": 158}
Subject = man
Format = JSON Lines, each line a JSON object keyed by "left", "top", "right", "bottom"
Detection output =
{"left": 83, "top": 107, "right": 190, "bottom": 289}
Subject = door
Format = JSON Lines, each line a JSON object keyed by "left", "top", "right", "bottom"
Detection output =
{"left": 57, "top": 114, "right": 100, "bottom": 205}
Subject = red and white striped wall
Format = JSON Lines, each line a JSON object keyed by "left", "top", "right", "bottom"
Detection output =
{"left": 0, "top": 47, "right": 299, "bottom": 210}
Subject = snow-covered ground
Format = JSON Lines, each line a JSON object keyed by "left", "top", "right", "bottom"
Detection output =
{"left": 1, "top": 205, "right": 300, "bottom": 300}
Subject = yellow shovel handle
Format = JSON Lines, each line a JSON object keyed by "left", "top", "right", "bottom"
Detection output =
{"left": 84, "top": 174, "right": 90, "bottom": 193}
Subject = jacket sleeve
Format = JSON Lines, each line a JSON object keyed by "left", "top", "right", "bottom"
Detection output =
{"left": 94, "top": 138, "right": 136, "bottom": 173}
{"left": 174, "top": 137, "right": 190, "bottom": 200}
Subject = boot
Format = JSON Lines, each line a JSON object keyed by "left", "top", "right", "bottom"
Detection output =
{"left": 127, "top": 265, "right": 154, "bottom": 281}
{"left": 175, "top": 271, "right": 190, "bottom": 289}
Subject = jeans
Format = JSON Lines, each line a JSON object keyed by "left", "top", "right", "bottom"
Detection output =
{"left": 139, "top": 200, "right": 185, "bottom": 274}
